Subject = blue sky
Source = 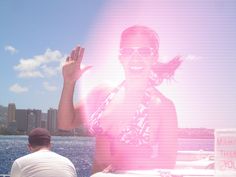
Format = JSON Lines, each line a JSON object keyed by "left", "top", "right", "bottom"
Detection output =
{"left": 1, "top": 0, "right": 236, "bottom": 129}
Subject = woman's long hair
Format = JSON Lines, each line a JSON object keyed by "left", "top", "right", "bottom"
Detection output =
{"left": 150, "top": 56, "right": 182, "bottom": 86}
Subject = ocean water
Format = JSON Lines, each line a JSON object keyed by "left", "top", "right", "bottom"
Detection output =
{"left": 0, "top": 135, "right": 214, "bottom": 177}
{"left": 0, "top": 136, "right": 95, "bottom": 177}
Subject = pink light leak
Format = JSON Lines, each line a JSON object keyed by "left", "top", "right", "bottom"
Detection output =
{"left": 79, "top": 1, "right": 179, "bottom": 97}
{"left": 78, "top": 4, "right": 180, "bottom": 169}
{"left": 78, "top": 1, "right": 228, "bottom": 129}
{"left": 79, "top": 1, "right": 187, "bottom": 125}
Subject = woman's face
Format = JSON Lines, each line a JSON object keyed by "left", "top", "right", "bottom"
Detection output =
{"left": 119, "top": 33, "right": 158, "bottom": 80}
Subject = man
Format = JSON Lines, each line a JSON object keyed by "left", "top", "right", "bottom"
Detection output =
{"left": 10, "top": 128, "right": 77, "bottom": 177}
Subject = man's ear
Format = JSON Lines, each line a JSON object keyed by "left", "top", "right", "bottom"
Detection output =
{"left": 48, "top": 143, "right": 52, "bottom": 149}
{"left": 27, "top": 144, "right": 32, "bottom": 152}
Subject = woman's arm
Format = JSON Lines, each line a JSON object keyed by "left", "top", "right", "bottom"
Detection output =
{"left": 57, "top": 46, "right": 91, "bottom": 130}
{"left": 58, "top": 81, "right": 82, "bottom": 130}
{"left": 92, "top": 135, "right": 112, "bottom": 174}
{"left": 157, "top": 99, "right": 178, "bottom": 169}
{"left": 149, "top": 91, "right": 178, "bottom": 169}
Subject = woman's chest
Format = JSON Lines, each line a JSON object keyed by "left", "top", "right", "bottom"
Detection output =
{"left": 99, "top": 101, "right": 162, "bottom": 138}
{"left": 93, "top": 87, "right": 163, "bottom": 136}
{"left": 99, "top": 102, "right": 137, "bottom": 135}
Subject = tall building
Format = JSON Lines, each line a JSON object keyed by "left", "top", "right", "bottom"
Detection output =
{"left": 41, "top": 119, "right": 47, "bottom": 128}
{"left": 27, "top": 109, "right": 42, "bottom": 129}
{"left": 27, "top": 110, "right": 37, "bottom": 132}
{"left": 15, "top": 109, "right": 42, "bottom": 132}
{"left": 7, "top": 103, "right": 16, "bottom": 125}
{"left": 41, "top": 112, "right": 48, "bottom": 128}
{"left": 47, "top": 108, "right": 58, "bottom": 134}
{"left": 15, "top": 109, "right": 28, "bottom": 132}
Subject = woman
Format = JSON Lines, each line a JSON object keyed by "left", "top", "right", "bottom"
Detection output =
{"left": 58, "top": 25, "right": 182, "bottom": 174}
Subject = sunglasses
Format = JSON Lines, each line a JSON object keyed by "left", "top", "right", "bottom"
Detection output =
{"left": 119, "top": 47, "right": 155, "bottom": 58}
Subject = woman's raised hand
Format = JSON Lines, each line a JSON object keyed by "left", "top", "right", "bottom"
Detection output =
{"left": 62, "top": 46, "right": 92, "bottom": 84}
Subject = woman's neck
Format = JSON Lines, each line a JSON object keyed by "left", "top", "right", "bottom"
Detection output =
{"left": 124, "top": 78, "right": 149, "bottom": 100}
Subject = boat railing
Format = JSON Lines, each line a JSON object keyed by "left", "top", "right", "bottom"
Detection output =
{"left": 0, "top": 174, "right": 10, "bottom": 177}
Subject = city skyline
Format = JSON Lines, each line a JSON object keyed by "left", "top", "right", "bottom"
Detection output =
{"left": 1, "top": 103, "right": 58, "bottom": 135}
{"left": 1, "top": 1, "right": 236, "bottom": 129}
{"left": 1, "top": 102, "right": 215, "bottom": 138}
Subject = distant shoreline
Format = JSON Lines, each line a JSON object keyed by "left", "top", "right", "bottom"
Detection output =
{"left": 0, "top": 127, "right": 215, "bottom": 139}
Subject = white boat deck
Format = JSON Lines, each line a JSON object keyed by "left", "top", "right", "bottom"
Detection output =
{"left": 3, "top": 151, "right": 236, "bottom": 176}
{"left": 91, "top": 151, "right": 216, "bottom": 177}
{"left": 91, "top": 169, "right": 215, "bottom": 177}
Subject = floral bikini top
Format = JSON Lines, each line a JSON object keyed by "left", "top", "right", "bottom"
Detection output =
{"left": 88, "top": 81, "right": 154, "bottom": 146}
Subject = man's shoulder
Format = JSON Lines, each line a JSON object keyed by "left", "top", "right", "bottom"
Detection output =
{"left": 11, "top": 151, "right": 76, "bottom": 177}
{"left": 51, "top": 151, "right": 72, "bottom": 161}
{"left": 13, "top": 152, "right": 36, "bottom": 165}
{"left": 15, "top": 150, "right": 73, "bottom": 165}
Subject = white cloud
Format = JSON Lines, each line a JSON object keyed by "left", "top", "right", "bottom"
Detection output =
{"left": 4, "top": 45, "right": 18, "bottom": 54}
{"left": 184, "top": 54, "right": 202, "bottom": 61}
{"left": 9, "top": 83, "right": 28, "bottom": 93}
{"left": 43, "top": 81, "right": 57, "bottom": 91}
{"left": 159, "top": 54, "right": 201, "bottom": 62}
{"left": 18, "top": 70, "right": 44, "bottom": 78}
{"left": 41, "top": 65, "right": 58, "bottom": 77}
{"left": 14, "top": 48, "right": 66, "bottom": 78}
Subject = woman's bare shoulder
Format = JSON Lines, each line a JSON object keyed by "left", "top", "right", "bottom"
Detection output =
{"left": 87, "top": 84, "right": 113, "bottom": 101}
{"left": 150, "top": 88, "right": 175, "bottom": 107}
{"left": 74, "top": 84, "right": 114, "bottom": 119}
